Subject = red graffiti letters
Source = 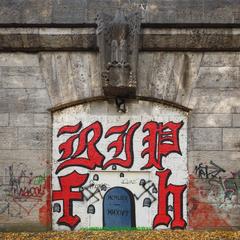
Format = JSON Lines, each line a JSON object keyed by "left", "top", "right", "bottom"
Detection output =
{"left": 56, "top": 121, "right": 105, "bottom": 173}
{"left": 56, "top": 121, "right": 183, "bottom": 172}
{"left": 52, "top": 171, "right": 89, "bottom": 230}
{"left": 141, "top": 121, "right": 183, "bottom": 170}
{"left": 53, "top": 120, "right": 187, "bottom": 230}
{"left": 153, "top": 169, "right": 187, "bottom": 229}
{"left": 58, "top": 121, "right": 82, "bottom": 137}
{"left": 103, "top": 121, "right": 141, "bottom": 169}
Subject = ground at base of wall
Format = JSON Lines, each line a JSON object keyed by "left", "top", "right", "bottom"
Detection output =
{"left": 1, "top": 231, "right": 240, "bottom": 240}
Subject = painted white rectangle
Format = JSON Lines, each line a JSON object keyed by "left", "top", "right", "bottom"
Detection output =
{"left": 52, "top": 101, "right": 188, "bottom": 231}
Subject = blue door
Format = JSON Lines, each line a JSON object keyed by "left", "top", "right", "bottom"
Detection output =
{"left": 103, "top": 187, "right": 136, "bottom": 228}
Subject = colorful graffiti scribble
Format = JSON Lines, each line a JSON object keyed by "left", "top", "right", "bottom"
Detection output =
{"left": 0, "top": 162, "right": 50, "bottom": 224}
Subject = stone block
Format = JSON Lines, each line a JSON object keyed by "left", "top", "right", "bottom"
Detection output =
{"left": 175, "top": 0, "right": 204, "bottom": 23}
{"left": 201, "top": 53, "right": 240, "bottom": 67}
{"left": 0, "top": 89, "right": 9, "bottom": 113}
{"left": 52, "top": 0, "right": 87, "bottom": 23}
{"left": 1, "top": 67, "right": 45, "bottom": 89}
{"left": 136, "top": 52, "right": 153, "bottom": 97}
{"left": 0, "top": 199, "right": 49, "bottom": 225}
{"left": 189, "top": 88, "right": 240, "bottom": 113}
{"left": 0, "top": 149, "right": 50, "bottom": 163}
{"left": 52, "top": 53, "right": 78, "bottom": 103}
{"left": 0, "top": 0, "right": 52, "bottom": 24}
{"left": 34, "top": 113, "right": 51, "bottom": 127}
{"left": 0, "top": 0, "right": 239, "bottom": 25}
{"left": 7, "top": 89, "right": 51, "bottom": 113}
{"left": 203, "top": 0, "right": 237, "bottom": 23}
{"left": 0, "top": 113, "right": 8, "bottom": 126}
{"left": 21, "top": 0, "right": 53, "bottom": 24}
{"left": 141, "top": 28, "right": 240, "bottom": 51}
{"left": 0, "top": 28, "right": 26, "bottom": 48}
{"left": 189, "top": 178, "right": 240, "bottom": 206}
{"left": 138, "top": 52, "right": 202, "bottom": 108}
{"left": 188, "top": 150, "right": 240, "bottom": 176}
{"left": 0, "top": 149, "right": 51, "bottom": 177}
{"left": 70, "top": 52, "right": 99, "bottom": 99}
{"left": 18, "top": 127, "right": 50, "bottom": 150}
{"left": 196, "top": 67, "right": 239, "bottom": 88}
{"left": 39, "top": 52, "right": 99, "bottom": 108}
{"left": 0, "top": 159, "right": 50, "bottom": 186}
{"left": 0, "top": 223, "right": 49, "bottom": 232}
{"left": 10, "top": 113, "right": 34, "bottom": 127}
{"left": 39, "top": 53, "right": 61, "bottom": 106}
{"left": 0, "top": 0, "right": 22, "bottom": 24}
{"left": 0, "top": 32, "right": 25, "bottom": 49}
{"left": 223, "top": 128, "right": 240, "bottom": 151}
{"left": 39, "top": 28, "right": 73, "bottom": 49}
{"left": 232, "top": 114, "right": 240, "bottom": 127}
{"left": 190, "top": 114, "right": 232, "bottom": 128}
{"left": 71, "top": 28, "right": 97, "bottom": 49}
{"left": 0, "top": 53, "right": 39, "bottom": 67}
{"left": 188, "top": 201, "right": 240, "bottom": 229}
{"left": 189, "top": 128, "right": 222, "bottom": 150}
{"left": 0, "top": 27, "right": 97, "bottom": 51}
{"left": 175, "top": 53, "right": 204, "bottom": 107}
{"left": 0, "top": 127, "right": 17, "bottom": 150}
{"left": 145, "top": 52, "right": 174, "bottom": 99}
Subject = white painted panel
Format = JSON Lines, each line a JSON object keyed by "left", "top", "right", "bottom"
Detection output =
{"left": 52, "top": 100, "right": 188, "bottom": 231}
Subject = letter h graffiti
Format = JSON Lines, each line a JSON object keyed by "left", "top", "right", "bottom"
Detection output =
{"left": 154, "top": 169, "right": 187, "bottom": 229}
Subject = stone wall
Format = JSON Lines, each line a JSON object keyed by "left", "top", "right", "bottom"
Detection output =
{"left": 0, "top": 53, "right": 51, "bottom": 231}
{"left": 0, "top": 0, "right": 240, "bottom": 232}
{"left": 0, "top": 0, "right": 240, "bottom": 25}
{"left": 0, "top": 51, "right": 239, "bottom": 230}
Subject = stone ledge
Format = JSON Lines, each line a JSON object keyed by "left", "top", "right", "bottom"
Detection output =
{"left": 140, "top": 28, "right": 240, "bottom": 51}
{"left": 0, "top": 27, "right": 97, "bottom": 51}
{"left": 1, "top": 27, "right": 240, "bottom": 51}
{"left": 0, "top": 0, "right": 239, "bottom": 25}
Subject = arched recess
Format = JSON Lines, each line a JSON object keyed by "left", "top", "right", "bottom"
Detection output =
{"left": 51, "top": 98, "right": 189, "bottom": 231}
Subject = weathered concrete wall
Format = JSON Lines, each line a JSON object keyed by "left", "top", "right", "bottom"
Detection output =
{"left": 0, "top": 0, "right": 240, "bottom": 232}
{"left": 0, "top": 0, "right": 240, "bottom": 24}
{"left": 0, "top": 51, "right": 239, "bottom": 230}
{"left": 139, "top": 52, "right": 240, "bottom": 229}
{"left": 0, "top": 53, "right": 51, "bottom": 231}
{"left": 2, "top": 28, "right": 240, "bottom": 52}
